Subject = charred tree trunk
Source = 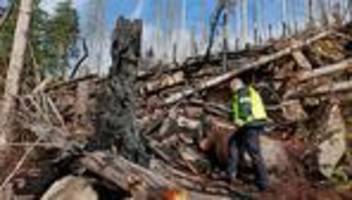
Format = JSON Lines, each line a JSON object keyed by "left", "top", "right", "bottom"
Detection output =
{"left": 93, "top": 17, "right": 149, "bottom": 166}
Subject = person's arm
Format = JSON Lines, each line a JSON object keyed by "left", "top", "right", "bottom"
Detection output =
{"left": 231, "top": 93, "right": 245, "bottom": 127}
{"left": 230, "top": 94, "right": 236, "bottom": 121}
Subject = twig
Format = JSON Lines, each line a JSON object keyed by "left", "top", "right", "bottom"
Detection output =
{"left": 0, "top": 137, "right": 41, "bottom": 190}
{"left": 47, "top": 96, "right": 70, "bottom": 136}
{"left": 0, "top": 142, "right": 61, "bottom": 148}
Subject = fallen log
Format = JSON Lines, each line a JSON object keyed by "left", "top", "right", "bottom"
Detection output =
{"left": 164, "top": 31, "right": 331, "bottom": 104}
{"left": 287, "top": 80, "right": 352, "bottom": 99}
{"left": 298, "top": 58, "right": 352, "bottom": 81}
{"left": 80, "top": 152, "right": 175, "bottom": 191}
{"left": 80, "top": 152, "right": 237, "bottom": 200}
{"left": 292, "top": 50, "right": 312, "bottom": 69}
{"left": 141, "top": 71, "right": 184, "bottom": 94}
{"left": 310, "top": 80, "right": 352, "bottom": 96}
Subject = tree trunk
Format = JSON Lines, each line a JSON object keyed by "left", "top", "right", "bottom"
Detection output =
{"left": 0, "top": 0, "right": 34, "bottom": 145}
{"left": 241, "top": 0, "right": 248, "bottom": 47}
{"left": 93, "top": 17, "right": 149, "bottom": 166}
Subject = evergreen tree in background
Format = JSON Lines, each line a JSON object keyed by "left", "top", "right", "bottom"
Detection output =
{"left": 0, "top": 0, "right": 80, "bottom": 81}
{"left": 46, "top": 0, "right": 79, "bottom": 77}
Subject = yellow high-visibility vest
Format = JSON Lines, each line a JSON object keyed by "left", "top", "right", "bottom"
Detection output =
{"left": 232, "top": 86, "right": 267, "bottom": 127}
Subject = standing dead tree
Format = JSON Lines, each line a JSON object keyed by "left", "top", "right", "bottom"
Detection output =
{"left": 205, "top": 0, "right": 237, "bottom": 60}
{"left": 70, "top": 38, "right": 89, "bottom": 79}
{"left": 93, "top": 17, "right": 149, "bottom": 166}
{"left": 204, "top": 1, "right": 226, "bottom": 60}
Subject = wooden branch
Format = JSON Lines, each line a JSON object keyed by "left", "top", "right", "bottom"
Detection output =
{"left": 32, "top": 78, "right": 52, "bottom": 94}
{"left": 45, "top": 74, "right": 99, "bottom": 91}
{"left": 310, "top": 80, "right": 352, "bottom": 96}
{"left": 298, "top": 58, "right": 352, "bottom": 81}
{"left": 287, "top": 80, "right": 352, "bottom": 99}
{"left": 292, "top": 50, "right": 312, "bottom": 69}
{"left": 0, "top": 137, "right": 42, "bottom": 190}
{"left": 70, "top": 38, "right": 89, "bottom": 79}
{"left": 164, "top": 31, "right": 331, "bottom": 104}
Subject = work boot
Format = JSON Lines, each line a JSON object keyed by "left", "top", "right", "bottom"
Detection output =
{"left": 226, "top": 171, "right": 237, "bottom": 183}
{"left": 256, "top": 181, "right": 269, "bottom": 192}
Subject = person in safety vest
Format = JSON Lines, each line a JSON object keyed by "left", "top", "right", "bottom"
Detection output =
{"left": 228, "top": 78, "right": 269, "bottom": 191}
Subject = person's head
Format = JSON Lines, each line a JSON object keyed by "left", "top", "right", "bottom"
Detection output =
{"left": 230, "top": 78, "right": 245, "bottom": 92}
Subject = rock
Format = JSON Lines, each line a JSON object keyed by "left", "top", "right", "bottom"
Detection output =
{"left": 282, "top": 100, "right": 307, "bottom": 122}
{"left": 259, "top": 135, "right": 291, "bottom": 174}
{"left": 200, "top": 118, "right": 290, "bottom": 175}
{"left": 41, "top": 176, "right": 98, "bottom": 200}
{"left": 318, "top": 105, "right": 347, "bottom": 178}
{"left": 176, "top": 116, "right": 200, "bottom": 130}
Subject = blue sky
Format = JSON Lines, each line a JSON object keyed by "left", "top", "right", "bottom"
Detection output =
{"left": 40, "top": 0, "right": 301, "bottom": 36}
{"left": 99, "top": 0, "right": 312, "bottom": 45}
{"left": 4, "top": 0, "right": 349, "bottom": 72}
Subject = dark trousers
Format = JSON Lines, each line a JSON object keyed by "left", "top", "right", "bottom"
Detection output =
{"left": 227, "top": 125, "right": 268, "bottom": 190}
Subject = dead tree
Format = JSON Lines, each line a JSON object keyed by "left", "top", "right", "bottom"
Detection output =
{"left": 204, "top": 1, "right": 226, "bottom": 59}
{"left": 93, "top": 17, "right": 149, "bottom": 166}
{"left": 205, "top": 0, "right": 237, "bottom": 59}
{"left": 241, "top": 0, "right": 248, "bottom": 47}
{"left": 307, "top": 0, "right": 314, "bottom": 28}
{"left": 222, "top": 9, "right": 229, "bottom": 72}
{"left": 0, "top": 0, "right": 34, "bottom": 145}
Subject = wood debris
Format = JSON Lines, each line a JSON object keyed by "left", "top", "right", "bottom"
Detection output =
{"left": 1, "top": 19, "right": 352, "bottom": 200}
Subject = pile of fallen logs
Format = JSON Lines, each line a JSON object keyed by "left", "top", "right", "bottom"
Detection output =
{"left": 1, "top": 20, "right": 352, "bottom": 200}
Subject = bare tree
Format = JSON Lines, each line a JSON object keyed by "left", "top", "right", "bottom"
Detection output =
{"left": 318, "top": 0, "right": 330, "bottom": 26}
{"left": 306, "top": 0, "right": 315, "bottom": 28}
{"left": 0, "top": 0, "right": 34, "bottom": 145}
{"left": 83, "top": 0, "right": 108, "bottom": 75}
{"left": 205, "top": 0, "right": 237, "bottom": 59}
{"left": 204, "top": 0, "right": 226, "bottom": 59}
{"left": 282, "top": 0, "right": 288, "bottom": 37}
{"left": 241, "top": 0, "right": 248, "bottom": 47}
{"left": 253, "top": 0, "right": 260, "bottom": 44}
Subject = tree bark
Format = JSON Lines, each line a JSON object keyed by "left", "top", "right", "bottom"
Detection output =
{"left": 0, "top": 0, "right": 34, "bottom": 145}
{"left": 93, "top": 17, "right": 149, "bottom": 165}
{"left": 80, "top": 152, "right": 235, "bottom": 200}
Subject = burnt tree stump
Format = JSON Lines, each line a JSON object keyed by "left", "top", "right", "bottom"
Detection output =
{"left": 93, "top": 17, "right": 149, "bottom": 166}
